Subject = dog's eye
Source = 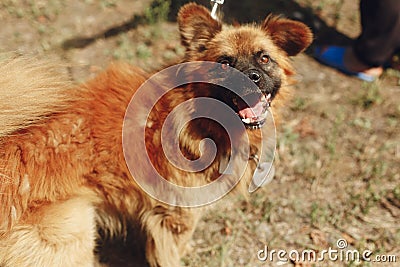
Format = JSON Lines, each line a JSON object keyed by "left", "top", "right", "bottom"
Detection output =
{"left": 217, "top": 56, "right": 234, "bottom": 70}
{"left": 220, "top": 60, "right": 230, "bottom": 70}
{"left": 260, "top": 54, "right": 270, "bottom": 64}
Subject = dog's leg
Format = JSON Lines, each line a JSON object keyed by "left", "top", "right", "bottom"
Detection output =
{"left": 142, "top": 206, "right": 201, "bottom": 267}
{"left": 0, "top": 197, "right": 97, "bottom": 267}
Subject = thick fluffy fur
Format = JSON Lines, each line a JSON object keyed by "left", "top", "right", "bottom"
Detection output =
{"left": 0, "top": 56, "right": 72, "bottom": 137}
{"left": 0, "top": 4, "right": 312, "bottom": 267}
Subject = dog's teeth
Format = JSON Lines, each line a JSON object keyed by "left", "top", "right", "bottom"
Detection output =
{"left": 266, "top": 93, "right": 272, "bottom": 101}
{"left": 242, "top": 118, "right": 252, "bottom": 124}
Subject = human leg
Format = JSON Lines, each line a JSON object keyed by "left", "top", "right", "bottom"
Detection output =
{"left": 354, "top": 0, "right": 400, "bottom": 67}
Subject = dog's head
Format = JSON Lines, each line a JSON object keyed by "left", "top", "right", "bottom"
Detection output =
{"left": 178, "top": 3, "right": 312, "bottom": 129}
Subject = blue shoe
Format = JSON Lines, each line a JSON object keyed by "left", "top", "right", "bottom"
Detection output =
{"left": 314, "top": 46, "right": 376, "bottom": 82}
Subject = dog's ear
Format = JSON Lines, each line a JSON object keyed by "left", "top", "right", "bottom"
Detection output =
{"left": 177, "top": 3, "right": 222, "bottom": 52}
{"left": 262, "top": 16, "right": 313, "bottom": 56}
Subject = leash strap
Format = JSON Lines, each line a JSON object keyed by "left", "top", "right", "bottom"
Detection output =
{"left": 210, "top": 0, "right": 224, "bottom": 20}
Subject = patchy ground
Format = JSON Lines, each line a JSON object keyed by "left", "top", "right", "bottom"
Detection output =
{"left": 1, "top": 0, "right": 399, "bottom": 266}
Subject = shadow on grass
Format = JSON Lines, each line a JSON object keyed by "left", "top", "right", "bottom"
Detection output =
{"left": 62, "top": 14, "right": 144, "bottom": 50}
{"left": 62, "top": 0, "right": 353, "bottom": 51}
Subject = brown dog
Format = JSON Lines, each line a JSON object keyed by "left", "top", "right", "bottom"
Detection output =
{"left": 0, "top": 3, "right": 312, "bottom": 267}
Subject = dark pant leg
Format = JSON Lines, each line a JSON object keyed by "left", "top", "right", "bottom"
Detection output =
{"left": 353, "top": 0, "right": 400, "bottom": 67}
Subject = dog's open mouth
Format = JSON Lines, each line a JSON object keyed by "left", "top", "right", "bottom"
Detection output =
{"left": 233, "top": 93, "right": 271, "bottom": 129}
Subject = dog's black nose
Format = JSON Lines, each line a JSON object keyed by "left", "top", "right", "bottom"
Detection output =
{"left": 246, "top": 70, "right": 261, "bottom": 83}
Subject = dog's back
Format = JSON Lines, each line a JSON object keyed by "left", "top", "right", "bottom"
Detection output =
{"left": 0, "top": 56, "right": 152, "bottom": 266}
{"left": 0, "top": 56, "right": 74, "bottom": 231}
{"left": 0, "top": 55, "right": 151, "bottom": 231}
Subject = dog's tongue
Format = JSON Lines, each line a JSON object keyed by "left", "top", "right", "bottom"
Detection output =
{"left": 237, "top": 94, "right": 266, "bottom": 119}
